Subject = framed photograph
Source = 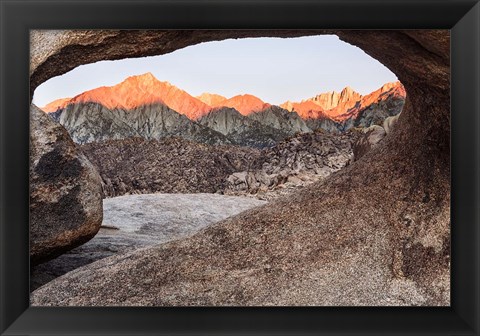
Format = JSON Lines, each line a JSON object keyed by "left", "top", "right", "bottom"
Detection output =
{"left": 1, "top": 0, "right": 479, "bottom": 335}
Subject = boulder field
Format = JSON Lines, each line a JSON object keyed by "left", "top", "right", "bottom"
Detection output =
{"left": 30, "top": 30, "right": 450, "bottom": 305}
{"left": 30, "top": 104, "right": 103, "bottom": 265}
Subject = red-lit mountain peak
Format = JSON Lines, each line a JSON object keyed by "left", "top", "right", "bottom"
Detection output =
{"left": 359, "top": 81, "right": 406, "bottom": 108}
{"left": 280, "top": 100, "right": 326, "bottom": 119}
{"left": 55, "top": 73, "right": 211, "bottom": 120}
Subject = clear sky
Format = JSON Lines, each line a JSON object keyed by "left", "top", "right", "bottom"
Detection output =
{"left": 32, "top": 35, "right": 397, "bottom": 107}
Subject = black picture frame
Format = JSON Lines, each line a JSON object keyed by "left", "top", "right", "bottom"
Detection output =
{"left": 1, "top": 0, "right": 479, "bottom": 335}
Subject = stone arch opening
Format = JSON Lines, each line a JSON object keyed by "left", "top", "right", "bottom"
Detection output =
{"left": 32, "top": 34, "right": 406, "bottom": 198}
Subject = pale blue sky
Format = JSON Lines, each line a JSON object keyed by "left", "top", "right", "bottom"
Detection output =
{"left": 33, "top": 35, "right": 397, "bottom": 107}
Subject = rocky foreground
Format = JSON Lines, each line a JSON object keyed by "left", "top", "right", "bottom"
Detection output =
{"left": 31, "top": 193, "right": 266, "bottom": 291}
{"left": 29, "top": 103, "right": 400, "bottom": 294}
{"left": 30, "top": 126, "right": 368, "bottom": 292}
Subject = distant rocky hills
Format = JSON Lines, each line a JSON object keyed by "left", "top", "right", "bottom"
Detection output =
{"left": 81, "top": 137, "right": 261, "bottom": 198}
{"left": 40, "top": 73, "right": 405, "bottom": 148}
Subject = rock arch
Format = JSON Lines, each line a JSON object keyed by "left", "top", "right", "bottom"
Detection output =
{"left": 30, "top": 30, "right": 450, "bottom": 305}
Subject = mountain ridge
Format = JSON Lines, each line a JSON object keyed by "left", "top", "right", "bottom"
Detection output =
{"left": 56, "top": 101, "right": 232, "bottom": 145}
{"left": 40, "top": 72, "right": 405, "bottom": 123}
{"left": 39, "top": 73, "right": 405, "bottom": 146}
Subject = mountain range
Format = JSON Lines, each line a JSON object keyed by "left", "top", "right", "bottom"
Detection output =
{"left": 40, "top": 72, "right": 406, "bottom": 147}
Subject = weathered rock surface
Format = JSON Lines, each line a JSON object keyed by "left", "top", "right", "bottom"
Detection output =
{"left": 31, "top": 193, "right": 266, "bottom": 291}
{"left": 383, "top": 113, "right": 401, "bottom": 135}
{"left": 352, "top": 125, "right": 387, "bottom": 161}
{"left": 81, "top": 137, "right": 261, "bottom": 197}
{"left": 29, "top": 104, "right": 103, "bottom": 265}
{"left": 305, "top": 116, "right": 342, "bottom": 134}
{"left": 352, "top": 110, "right": 403, "bottom": 161}
{"left": 225, "top": 130, "right": 357, "bottom": 199}
{"left": 56, "top": 101, "right": 230, "bottom": 145}
{"left": 30, "top": 30, "right": 450, "bottom": 306}
{"left": 81, "top": 130, "right": 356, "bottom": 200}
{"left": 248, "top": 106, "right": 311, "bottom": 135}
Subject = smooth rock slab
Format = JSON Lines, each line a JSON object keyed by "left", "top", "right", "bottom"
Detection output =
{"left": 102, "top": 193, "right": 267, "bottom": 238}
{"left": 31, "top": 193, "right": 267, "bottom": 290}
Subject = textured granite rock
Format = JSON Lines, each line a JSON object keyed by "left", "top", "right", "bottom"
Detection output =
{"left": 29, "top": 104, "right": 103, "bottom": 264}
{"left": 30, "top": 30, "right": 450, "bottom": 306}
{"left": 352, "top": 125, "right": 387, "bottom": 161}
{"left": 81, "top": 137, "right": 260, "bottom": 198}
{"left": 198, "top": 107, "right": 291, "bottom": 148}
{"left": 225, "top": 130, "right": 357, "bottom": 199}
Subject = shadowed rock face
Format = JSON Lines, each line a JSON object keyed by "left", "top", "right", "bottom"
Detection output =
{"left": 56, "top": 101, "right": 231, "bottom": 145}
{"left": 29, "top": 30, "right": 449, "bottom": 306}
{"left": 353, "top": 125, "right": 387, "bottom": 161}
{"left": 198, "top": 107, "right": 291, "bottom": 148}
{"left": 30, "top": 105, "right": 103, "bottom": 265}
